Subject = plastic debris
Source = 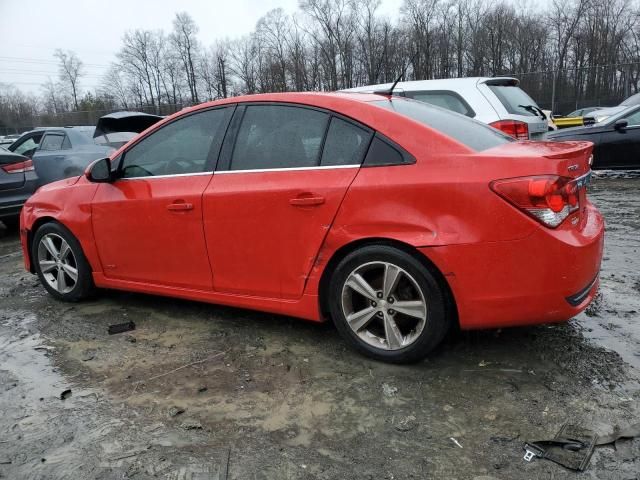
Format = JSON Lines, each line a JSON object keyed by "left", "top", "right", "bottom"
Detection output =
{"left": 108, "top": 321, "right": 136, "bottom": 335}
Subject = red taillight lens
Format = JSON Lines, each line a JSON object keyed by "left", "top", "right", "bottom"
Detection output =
{"left": 489, "top": 120, "right": 529, "bottom": 140}
{"left": 1, "top": 159, "right": 34, "bottom": 174}
{"left": 491, "top": 175, "right": 580, "bottom": 228}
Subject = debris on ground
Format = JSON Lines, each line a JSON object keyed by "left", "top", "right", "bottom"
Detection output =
{"left": 394, "top": 415, "right": 417, "bottom": 432}
{"left": 81, "top": 349, "right": 96, "bottom": 361}
{"left": 450, "top": 437, "right": 463, "bottom": 448}
{"left": 108, "top": 321, "right": 136, "bottom": 335}
{"left": 168, "top": 406, "right": 185, "bottom": 418}
{"left": 382, "top": 383, "right": 398, "bottom": 397}
{"left": 60, "top": 389, "right": 72, "bottom": 400}
{"left": 181, "top": 419, "right": 203, "bottom": 430}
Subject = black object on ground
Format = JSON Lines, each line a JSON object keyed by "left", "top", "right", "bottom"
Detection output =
{"left": 60, "top": 389, "right": 72, "bottom": 400}
{"left": 108, "top": 321, "right": 136, "bottom": 335}
{"left": 524, "top": 422, "right": 640, "bottom": 471}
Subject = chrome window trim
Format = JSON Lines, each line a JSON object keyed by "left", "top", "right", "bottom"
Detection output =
{"left": 216, "top": 164, "right": 359, "bottom": 175}
{"left": 120, "top": 171, "right": 214, "bottom": 181}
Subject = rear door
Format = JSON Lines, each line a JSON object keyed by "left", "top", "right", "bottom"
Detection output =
{"left": 32, "top": 132, "right": 67, "bottom": 186}
{"left": 203, "top": 104, "right": 372, "bottom": 299}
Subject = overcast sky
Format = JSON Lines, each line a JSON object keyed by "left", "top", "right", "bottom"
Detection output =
{"left": 0, "top": 0, "right": 403, "bottom": 95}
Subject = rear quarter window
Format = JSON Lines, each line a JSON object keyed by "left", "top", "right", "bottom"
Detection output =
{"left": 373, "top": 98, "right": 513, "bottom": 151}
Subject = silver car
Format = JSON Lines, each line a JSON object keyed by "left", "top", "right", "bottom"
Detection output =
{"left": 344, "top": 77, "right": 549, "bottom": 140}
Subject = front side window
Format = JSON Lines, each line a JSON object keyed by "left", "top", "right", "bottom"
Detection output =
{"left": 622, "top": 109, "right": 640, "bottom": 126}
{"left": 230, "top": 105, "right": 329, "bottom": 170}
{"left": 321, "top": 117, "right": 372, "bottom": 166}
{"left": 11, "top": 132, "right": 44, "bottom": 156}
{"left": 121, "top": 107, "right": 232, "bottom": 178}
{"left": 405, "top": 91, "right": 474, "bottom": 117}
{"left": 40, "top": 134, "right": 65, "bottom": 151}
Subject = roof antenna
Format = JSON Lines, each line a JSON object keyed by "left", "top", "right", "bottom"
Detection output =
{"left": 375, "top": 50, "right": 419, "bottom": 97}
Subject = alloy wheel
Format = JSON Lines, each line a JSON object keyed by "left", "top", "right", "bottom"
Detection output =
{"left": 37, "top": 233, "right": 78, "bottom": 294}
{"left": 341, "top": 261, "right": 428, "bottom": 350}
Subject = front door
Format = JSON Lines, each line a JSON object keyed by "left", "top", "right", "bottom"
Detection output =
{"left": 204, "top": 105, "right": 373, "bottom": 299}
{"left": 599, "top": 109, "right": 640, "bottom": 169}
{"left": 91, "top": 106, "right": 233, "bottom": 289}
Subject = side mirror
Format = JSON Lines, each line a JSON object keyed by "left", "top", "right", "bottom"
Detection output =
{"left": 85, "top": 157, "right": 112, "bottom": 183}
{"left": 614, "top": 119, "right": 628, "bottom": 131}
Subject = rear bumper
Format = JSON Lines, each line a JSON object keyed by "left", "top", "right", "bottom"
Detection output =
{"left": 422, "top": 203, "right": 604, "bottom": 330}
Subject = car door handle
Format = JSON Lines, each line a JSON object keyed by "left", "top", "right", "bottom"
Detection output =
{"left": 167, "top": 201, "right": 193, "bottom": 212}
{"left": 289, "top": 195, "right": 325, "bottom": 207}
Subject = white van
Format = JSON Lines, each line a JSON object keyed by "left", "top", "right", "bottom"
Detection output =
{"left": 344, "top": 77, "right": 549, "bottom": 140}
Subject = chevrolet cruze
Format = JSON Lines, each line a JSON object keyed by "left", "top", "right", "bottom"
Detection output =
{"left": 19, "top": 93, "right": 604, "bottom": 363}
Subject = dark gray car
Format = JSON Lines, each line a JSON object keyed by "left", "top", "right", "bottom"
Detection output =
{"left": 0, "top": 149, "right": 38, "bottom": 225}
{"left": 7, "top": 127, "right": 114, "bottom": 188}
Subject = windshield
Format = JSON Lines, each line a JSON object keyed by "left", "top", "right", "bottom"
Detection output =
{"left": 621, "top": 92, "right": 640, "bottom": 107}
{"left": 372, "top": 98, "right": 514, "bottom": 151}
{"left": 487, "top": 85, "right": 540, "bottom": 117}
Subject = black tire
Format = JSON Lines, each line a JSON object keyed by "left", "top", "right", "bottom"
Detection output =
{"left": 33, "top": 222, "right": 95, "bottom": 302}
{"left": 328, "top": 245, "right": 450, "bottom": 364}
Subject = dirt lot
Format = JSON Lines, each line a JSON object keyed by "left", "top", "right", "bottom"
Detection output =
{"left": 1, "top": 175, "right": 639, "bottom": 480}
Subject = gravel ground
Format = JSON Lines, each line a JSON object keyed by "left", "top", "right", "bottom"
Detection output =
{"left": 0, "top": 175, "right": 639, "bottom": 480}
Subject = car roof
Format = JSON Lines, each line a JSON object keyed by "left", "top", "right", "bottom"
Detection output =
{"left": 342, "top": 77, "right": 519, "bottom": 92}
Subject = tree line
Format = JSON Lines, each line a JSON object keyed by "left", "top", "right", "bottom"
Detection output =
{"left": 2, "top": 0, "right": 640, "bottom": 132}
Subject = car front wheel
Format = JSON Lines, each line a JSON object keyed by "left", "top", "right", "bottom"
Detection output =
{"left": 33, "top": 222, "right": 94, "bottom": 301}
{"left": 329, "top": 245, "right": 450, "bottom": 363}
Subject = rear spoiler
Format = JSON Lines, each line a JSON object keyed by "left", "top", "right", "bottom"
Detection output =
{"left": 93, "top": 112, "right": 163, "bottom": 139}
{"left": 480, "top": 77, "right": 519, "bottom": 87}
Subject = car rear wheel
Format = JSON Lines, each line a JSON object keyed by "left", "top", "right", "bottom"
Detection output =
{"left": 328, "top": 245, "right": 450, "bottom": 363}
{"left": 33, "top": 222, "right": 94, "bottom": 301}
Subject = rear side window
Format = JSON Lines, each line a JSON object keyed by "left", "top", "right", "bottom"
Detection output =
{"left": 487, "top": 85, "right": 539, "bottom": 117}
{"left": 321, "top": 117, "right": 372, "bottom": 166}
{"left": 231, "top": 105, "right": 329, "bottom": 170}
{"left": 405, "top": 90, "right": 474, "bottom": 117}
{"left": 40, "top": 134, "right": 65, "bottom": 151}
{"left": 373, "top": 98, "right": 513, "bottom": 151}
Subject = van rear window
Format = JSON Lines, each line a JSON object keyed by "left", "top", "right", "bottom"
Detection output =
{"left": 487, "top": 85, "right": 539, "bottom": 117}
{"left": 372, "top": 98, "right": 513, "bottom": 151}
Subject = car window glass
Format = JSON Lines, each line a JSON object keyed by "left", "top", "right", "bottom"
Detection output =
{"left": 321, "top": 117, "right": 372, "bottom": 166}
{"left": 487, "top": 85, "right": 539, "bottom": 117}
{"left": 373, "top": 98, "right": 514, "bottom": 151}
{"left": 12, "top": 133, "right": 44, "bottom": 156}
{"left": 623, "top": 110, "right": 640, "bottom": 126}
{"left": 621, "top": 92, "right": 640, "bottom": 106}
{"left": 62, "top": 135, "right": 72, "bottom": 149}
{"left": 40, "top": 134, "right": 65, "bottom": 151}
{"left": 121, "top": 108, "right": 231, "bottom": 178}
{"left": 405, "top": 91, "right": 473, "bottom": 117}
{"left": 231, "top": 105, "right": 329, "bottom": 170}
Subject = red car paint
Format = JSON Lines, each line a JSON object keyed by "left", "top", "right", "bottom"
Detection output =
{"left": 20, "top": 92, "right": 604, "bottom": 329}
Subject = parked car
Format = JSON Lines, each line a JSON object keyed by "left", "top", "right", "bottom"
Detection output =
{"left": 6, "top": 127, "right": 115, "bottom": 188}
{"left": 584, "top": 92, "right": 640, "bottom": 123}
{"left": 547, "top": 104, "right": 640, "bottom": 169}
{"left": 344, "top": 77, "right": 549, "bottom": 140}
{"left": 0, "top": 148, "right": 38, "bottom": 226}
{"left": 20, "top": 93, "right": 603, "bottom": 363}
{"left": 566, "top": 107, "right": 602, "bottom": 118}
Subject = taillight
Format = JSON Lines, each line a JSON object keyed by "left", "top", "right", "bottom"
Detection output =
{"left": 1, "top": 159, "right": 34, "bottom": 174}
{"left": 490, "top": 175, "right": 580, "bottom": 228}
{"left": 490, "top": 120, "right": 529, "bottom": 140}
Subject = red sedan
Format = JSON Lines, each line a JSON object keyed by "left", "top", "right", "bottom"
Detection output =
{"left": 19, "top": 93, "right": 604, "bottom": 363}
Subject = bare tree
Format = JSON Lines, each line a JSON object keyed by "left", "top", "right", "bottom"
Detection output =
{"left": 171, "top": 12, "right": 201, "bottom": 104}
{"left": 54, "top": 49, "right": 83, "bottom": 110}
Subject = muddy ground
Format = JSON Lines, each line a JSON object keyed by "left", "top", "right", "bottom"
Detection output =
{"left": 0, "top": 175, "right": 639, "bottom": 480}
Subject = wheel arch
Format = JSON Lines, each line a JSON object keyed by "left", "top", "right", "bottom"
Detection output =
{"left": 317, "top": 237, "right": 459, "bottom": 327}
